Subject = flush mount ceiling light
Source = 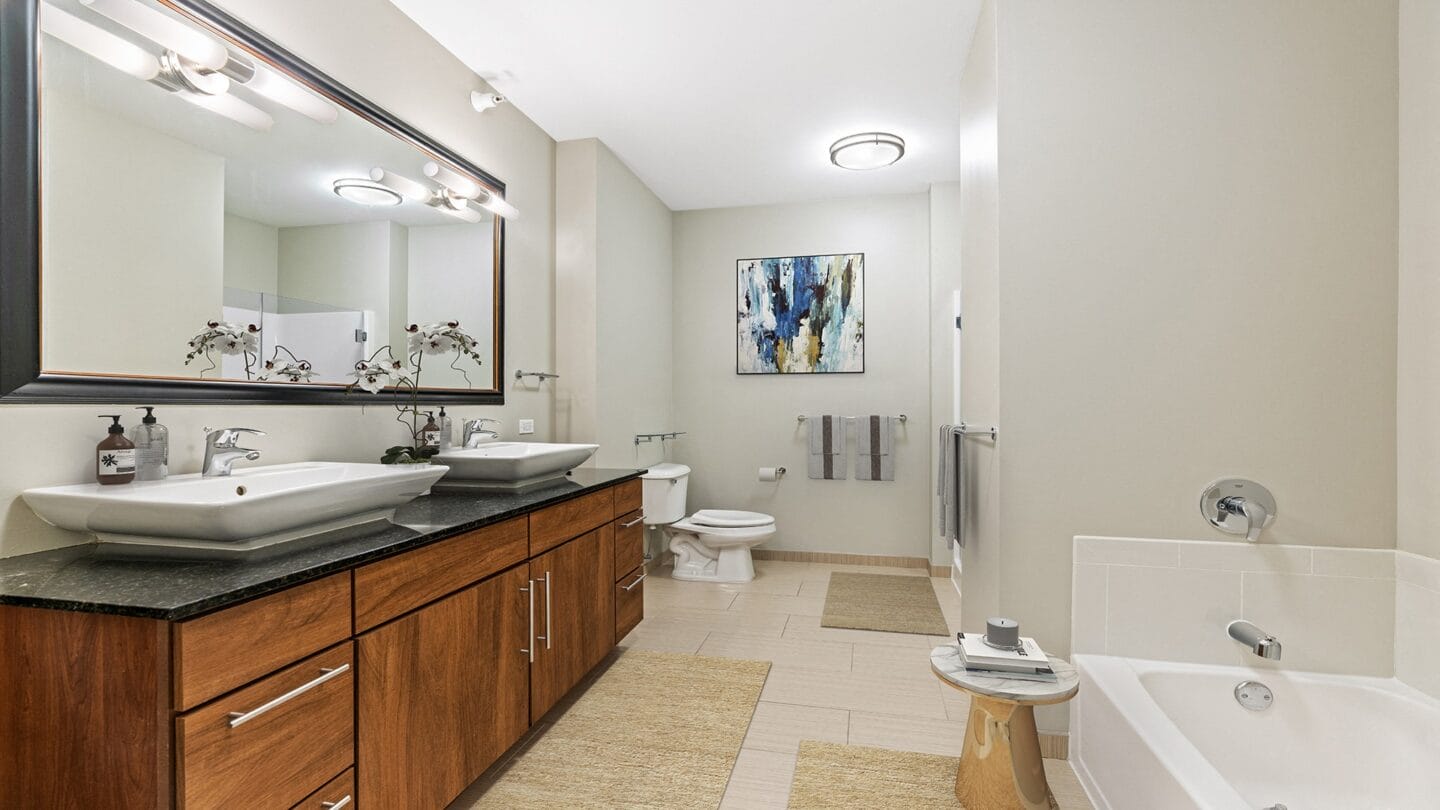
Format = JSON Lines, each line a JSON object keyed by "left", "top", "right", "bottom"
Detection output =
{"left": 332, "top": 178, "right": 402, "bottom": 206}
{"left": 829, "top": 132, "right": 906, "bottom": 171}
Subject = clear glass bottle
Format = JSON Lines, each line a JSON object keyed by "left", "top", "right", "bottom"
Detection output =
{"left": 436, "top": 406, "right": 453, "bottom": 451}
{"left": 132, "top": 406, "right": 169, "bottom": 481}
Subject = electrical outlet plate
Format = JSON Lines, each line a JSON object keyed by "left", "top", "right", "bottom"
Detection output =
{"left": 518, "top": 419, "right": 535, "bottom": 435}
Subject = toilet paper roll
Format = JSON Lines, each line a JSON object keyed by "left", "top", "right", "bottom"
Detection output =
{"left": 758, "top": 467, "right": 784, "bottom": 482}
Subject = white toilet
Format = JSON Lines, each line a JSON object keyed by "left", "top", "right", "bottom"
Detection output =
{"left": 641, "top": 463, "right": 775, "bottom": 583}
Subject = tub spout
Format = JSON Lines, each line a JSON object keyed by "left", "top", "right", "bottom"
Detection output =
{"left": 1228, "top": 619, "right": 1282, "bottom": 660}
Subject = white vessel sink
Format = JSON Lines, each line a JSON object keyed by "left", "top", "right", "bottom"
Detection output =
{"left": 433, "top": 442, "right": 598, "bottom": 487}
{"left": 22, "top": 461, "right": 447, "bottom": 556}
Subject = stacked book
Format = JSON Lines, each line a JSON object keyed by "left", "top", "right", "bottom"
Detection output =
{"left": 955, "top": 632, "right": 1059, "bottom": 683}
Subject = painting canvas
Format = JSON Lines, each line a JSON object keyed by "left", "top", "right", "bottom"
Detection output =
{"left": 736, "top": 254, "right": 864, "bottom": 374}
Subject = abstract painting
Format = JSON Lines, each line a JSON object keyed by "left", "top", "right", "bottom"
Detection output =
{"left": 737, "top": 254, "right": 864, "bottom": 374}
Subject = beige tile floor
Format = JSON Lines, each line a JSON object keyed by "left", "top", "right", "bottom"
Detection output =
{"left": 625, "top": 559, "right": 1093, "bottom": 809}
{"left": 458, "top": 559, "right": 1093, "bottom": 808}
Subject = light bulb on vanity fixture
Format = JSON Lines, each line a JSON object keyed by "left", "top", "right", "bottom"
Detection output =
{"left": 42, "top": 0, "right": 338, "bottom": 131}
{"left": 829, "top": 131, "right": 906, "bottom": 170}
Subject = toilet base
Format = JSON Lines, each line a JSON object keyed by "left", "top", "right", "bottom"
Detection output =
{"left": 668, "top": 534, "right": 757, "bottom": 583}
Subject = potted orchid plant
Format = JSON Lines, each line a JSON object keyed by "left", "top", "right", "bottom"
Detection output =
{"left": 348, "top": 321, "right": 484, "bottom": 464}
{"left": 186, "top": 321, "right": 316, "bottom": 383}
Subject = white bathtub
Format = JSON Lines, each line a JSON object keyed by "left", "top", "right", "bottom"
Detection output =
{"left": 1071, "top": 655, "right": 1440, "bottom": 810}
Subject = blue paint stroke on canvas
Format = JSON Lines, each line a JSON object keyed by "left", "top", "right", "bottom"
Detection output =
{"left": 737, "top": 254, "right": 863, "bottom": 374}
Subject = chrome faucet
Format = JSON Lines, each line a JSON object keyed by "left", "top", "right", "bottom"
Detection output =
{"left": 462, "top": 418, "right": 501, "bottom": 448}
{"left": 1217, "top": 495, "right": 1271, "bottom": 542}
{"left": 1228, "top": 620, "right": 1282, "bottom": 660}
{"left": 1200, "top": 478, "right": 1276, "bottom": 542}
{"left": 202, "top": 427, "right": 265, "bottom": 477}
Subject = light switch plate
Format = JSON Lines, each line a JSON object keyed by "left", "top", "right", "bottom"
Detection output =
{"left": 518, "top": 418, "right": 535, "bottom": 435}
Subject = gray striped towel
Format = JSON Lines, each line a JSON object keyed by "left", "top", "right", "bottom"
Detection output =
{"left": 807, "top": 415, "right": 847, "bottom": 480}
{"left": 855, "top": 415, "right": 896, "bottom": 481}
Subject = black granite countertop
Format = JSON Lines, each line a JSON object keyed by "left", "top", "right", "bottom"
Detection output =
{"left": 0, "top": 468, "right": 645, "bottom": 621}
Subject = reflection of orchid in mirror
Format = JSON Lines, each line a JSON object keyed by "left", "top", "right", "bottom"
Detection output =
{"left": 348, "top": 320, "right": 483, "bottom": 463}
{"left": 185, "top": 321, "right": 261, "bottom": 378}
{"left": 257, "top": 346, "right": 317, "bottom": 383}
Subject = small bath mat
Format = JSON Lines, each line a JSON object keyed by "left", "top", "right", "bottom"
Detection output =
{"left": 788, "top": 741, "right": 1094, "bottom": 809}
{"left": 821, "top": 572, "right": 950, "bottom": 635}
{"left": 465, "top": 650, "right": 770, "bottom": 809}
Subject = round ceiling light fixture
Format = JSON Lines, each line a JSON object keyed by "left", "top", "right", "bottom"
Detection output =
{"left": 829, "top": 132, "right": 906, "bottom": 170}
{"left": 332, "top": 178, "right": 403, "bottom": 206}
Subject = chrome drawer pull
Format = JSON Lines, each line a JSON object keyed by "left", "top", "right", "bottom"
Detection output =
{"left": 226, "top": 663, "right": 349, "bottom": 728}
{"left": 623, "top": 572, "right": 647, "bottom": 592}
{"left": 521, "top": 580, "right": 535, "bottom": 662}
{"left": 321, "top": 796, "right": 352, "bottom": 809}
{"left": 620, "top": 515, "right": 645, "bottom": 528}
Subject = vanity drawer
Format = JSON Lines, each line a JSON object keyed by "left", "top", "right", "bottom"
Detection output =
{"left": 530, "top": 489, "right": 613, "bottom": 556}
{"left": 293, "top": 767, "right": 355, "bottom": 809}
{"left": 615, "top": 566, "right": 645, "bottom": 640}
{"left": 173, "top": 573, "right": 352, "bottom": 711}
{"left": 613, "top": 510, "right": 645, "bottom": 582}
{"left": 176, "top": 643, "right": 354, "bottom": 810}
{"left": 354, "top": 516, "right": 528, "bottom": 631}
{"left": 613, "top": 479, "right": 642, "bottom": 518}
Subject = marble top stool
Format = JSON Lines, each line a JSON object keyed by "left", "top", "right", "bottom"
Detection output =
{"left": 930, "top": 645, "right": 1080, "bottom": 810}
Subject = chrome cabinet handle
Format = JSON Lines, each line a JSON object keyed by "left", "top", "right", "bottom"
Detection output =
{"left": 623, "top": 572, "right": 647, "bottom": 592}
{"left": 520, "top": 579, "right": 535, "bottom": 662}
{"left": 321, "top": 796, "right": 352, "bottom": 809}
{"left": 226, "top": 664, "right": 349, "bottom": 728}
{"left": 620, "top": 515, "right": 644, "bottom": 528}
{"left": 534, "top": 571, "right": 553, "bottom": 650}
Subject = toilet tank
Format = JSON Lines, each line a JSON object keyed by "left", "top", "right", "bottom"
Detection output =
{"left": 641, "top": 463, "right": 690, "bottom": 525}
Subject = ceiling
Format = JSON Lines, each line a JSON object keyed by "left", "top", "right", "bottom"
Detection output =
{"left": 389, "top": 0, "right": 980, "bottom": 211}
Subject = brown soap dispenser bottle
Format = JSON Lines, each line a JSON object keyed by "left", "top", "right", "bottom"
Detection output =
{"left": 420, "top": 411, "right": 442, "bottom": 450}
{"left": 96, "top": 415, "right": 137, "bottom": 485}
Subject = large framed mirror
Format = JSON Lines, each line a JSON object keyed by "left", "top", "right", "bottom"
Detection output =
{"left": 0, "top": 0, "right": 507, "bottom": 403}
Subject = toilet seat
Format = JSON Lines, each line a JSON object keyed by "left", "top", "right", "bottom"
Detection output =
{"left": 669, "top": 517, "right": 774, "bottom": 547}
{"left": 690, "top": 509, "right": 774, "bottom": 528}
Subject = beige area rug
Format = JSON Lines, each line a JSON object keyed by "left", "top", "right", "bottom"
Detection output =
{"left": 470, "top": 650, "right": 770, "bottom": 809}
{"left": 821, "top": 572, "right": 950, "bottom": 635}
{"left": 788, "top": 741, "right": 1093, "bottom": 810}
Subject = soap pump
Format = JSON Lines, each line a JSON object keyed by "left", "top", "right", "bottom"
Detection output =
{"left": 96, "top": 415, "right": 136, "bottom": 485}
{"left": 420, "top": 411, "right": 441, "bottom": 449}
{"left": 132, "top": 406, "right": 169, "bottom": 481}
{"left": 436, "top": 406, "right": 454, "bottom": 451}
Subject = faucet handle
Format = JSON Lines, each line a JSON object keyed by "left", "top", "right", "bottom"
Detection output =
{"left": 205, "top": 427, "right": 268, "bottom": 446}
{"left": 1200, "top": 479, "right": 1276, "bottom": 543}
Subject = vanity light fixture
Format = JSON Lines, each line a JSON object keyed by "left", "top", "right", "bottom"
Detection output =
{"left": 432, "top": 193, "right": 484, "bottom": 223}
{"left": 240, "top": 64, "right": 340, "bottom": 124}
{"left": 40, "top": 4, "right": 161, "bottom": 81}
{"left": 332, "top": 178, "right": 403, "bottom": 206}
{"left": 373, "top": 164, "right": 518, "bottom": 220}
{"left": 182, "top": 90, "right": 274, "bottom": 131}
{"left": 79, "top": 0, "right": 228, "bottom": 71}
{"left": 368, "top": 168, "right": 432, "bottom": 203}
{"left": 424, "top": 160, "right": 520, "bottom": 219}
{"left": 829, "top": 132, "right": 906, "bottom": 170}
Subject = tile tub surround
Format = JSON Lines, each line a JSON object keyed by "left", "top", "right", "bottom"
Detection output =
{"left": 1396, "top": 551, "right": 1440, "bottom": 700}
{"left": 1071, "top": 536, "right": 1396, "bottom": 677}
{"left": 0, "top": 468, "right": 643, "bottom": 620}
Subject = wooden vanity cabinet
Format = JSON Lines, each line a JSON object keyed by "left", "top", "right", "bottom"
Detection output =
{"left": 528, "top": 524, "right": 616, "bottom": 721}
{"left": 357, "top": 564, "right": 531, "bottom": 809}
{"left": 0, "top": 478, "right": 638, "bottom": 810}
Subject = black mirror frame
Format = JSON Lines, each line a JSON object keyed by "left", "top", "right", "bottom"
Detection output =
{"left": 0, "top": 0, "right": 506, "bottom": 405}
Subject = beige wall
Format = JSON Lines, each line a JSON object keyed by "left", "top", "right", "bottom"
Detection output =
{"left": 1398, "top": 0, "right": 1440, "bottom": 563}
{"left": 956, "top": 0, "right": 1002, "bottom": 619}
{"left": 927, "top": 182, "right": 962, "bottom": 569}
{"left": 554, "top": 139, "right": 675, "bottom": 470}
{"left": 278, "top": 221, "right": 399, "bottom": 346}
{"left": 223, "top": 213, "right": 280, "bottom": 295}
{"left": 1, "top": 0, "right": 557, "bottom": 558}
{"left": 965, "top": 0, "right": 1400, "bottom": 711}
{"left": 671, "top": 194, "right": 932, "bottom": 558}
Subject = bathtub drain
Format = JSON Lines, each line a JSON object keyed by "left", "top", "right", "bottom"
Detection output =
{"left": 1234, "top": 680, "right": 1273, "bottom": 711}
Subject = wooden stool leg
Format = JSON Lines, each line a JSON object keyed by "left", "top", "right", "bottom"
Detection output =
{"left": 956, "top": 695, "right": 1057, "bottom": 810}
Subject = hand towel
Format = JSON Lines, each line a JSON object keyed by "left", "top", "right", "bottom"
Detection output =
{"left": 855, "top": 415, "right": 896, "bottom": 481}
{"left": 807, "top": 415, "right": 847, "bottom": 480}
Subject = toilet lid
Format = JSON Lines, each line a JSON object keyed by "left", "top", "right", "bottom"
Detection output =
{"left": 691, "top": 509, "right": 774, "bottom": 528}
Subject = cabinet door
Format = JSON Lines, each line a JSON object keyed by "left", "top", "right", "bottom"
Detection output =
{"left": 357, "top": 565, "right": 530, "bottom": 810}
{"left": 529, "top": 525, "right": 615, "bottom": 722}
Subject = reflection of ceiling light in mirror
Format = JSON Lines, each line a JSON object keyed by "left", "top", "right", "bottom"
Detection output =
{"left": 41, "top": 3, "right": 161, "bottom": 81}
{"left": 79, "top": 0, "right": 228, "bottom": 71}
{"left": 182, "top": 91, "right": 273, "bottom": 131}
{"left": 334, "top": 179, "right": 403, "bottom": 206}
{"left": 470, "top": 91, "right": 505, "bottom": 113}
{"left": 829, "top": 132, "right": 906, "bottom": 170}
{"left": 244, "top": 65, "right": 339, "bottom": 124}
{"left": 422, "top": 161, "right": 482, "bottom": 200}
{"left": 369, "top": 168, "right": 432, "bottom": 203}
